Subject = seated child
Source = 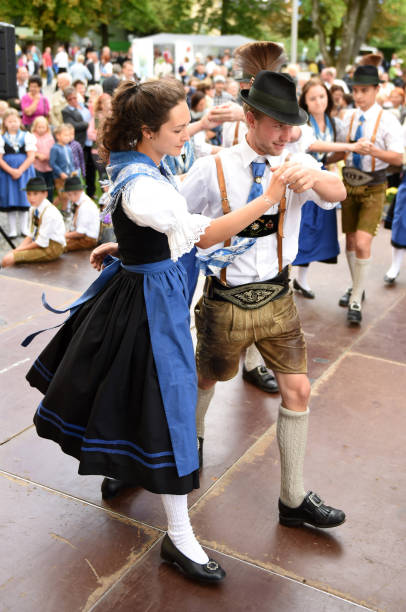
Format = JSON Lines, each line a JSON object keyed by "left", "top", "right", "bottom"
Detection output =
{"left": 1, "top": 176, "right": 66, "bottom": 267}
{"left": 63, "top": 175, "right": 100, "bottom": 251}
{"left": 49, "top": 123, "right": 76, "bottom": 211}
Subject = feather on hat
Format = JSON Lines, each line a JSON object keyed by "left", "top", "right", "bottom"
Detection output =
{"left": 233, "top": 42, "right": 287, "bottom": 82}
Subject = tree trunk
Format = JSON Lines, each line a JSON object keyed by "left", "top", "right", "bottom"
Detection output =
{"left": 42, "top": 25, "right": 57, "bottom": 50}
{"left": 311, "top": 0, "right": 334, "bottom": 65}
{"left": 220, "top": 0, "right": 231, "bottom": 34}
{"left": 336, "top": 0, "right": 379, "bottom": 76}
{"left": 99, "top": 23, "right": 109, "bottom": 47}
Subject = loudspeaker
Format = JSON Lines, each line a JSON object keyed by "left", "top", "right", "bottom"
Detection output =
{"left": 0, "top": 22, "right": 17, "bottom": 100}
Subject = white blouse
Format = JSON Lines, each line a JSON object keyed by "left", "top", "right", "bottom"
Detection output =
{"left": 0, "top": 131, "right": 36, "bottom": 155}
{"left": 121, "top": 175, "right": 212, "bottom": 261}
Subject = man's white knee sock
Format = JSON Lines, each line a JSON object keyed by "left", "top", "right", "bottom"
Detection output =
{"left": 277, "top": 404, "right": 309, "bottom": 508}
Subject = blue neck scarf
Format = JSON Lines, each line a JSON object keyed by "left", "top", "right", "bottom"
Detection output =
{"left": 309, "top": 114, "right": 334, "bottom": 163}
{"left": 3, "top": 130, "right": 26, "bottom": 152}
{"left": 103, "top": 150, "right": 178, "bottom": 218}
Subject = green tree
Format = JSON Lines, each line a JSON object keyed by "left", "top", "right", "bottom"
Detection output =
{"left": 300, "top": 0, "right": 381, "bottom": 74}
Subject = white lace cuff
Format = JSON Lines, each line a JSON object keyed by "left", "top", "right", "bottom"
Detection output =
{"left": 168, "top": 214, "right": 212, "bottom": 261}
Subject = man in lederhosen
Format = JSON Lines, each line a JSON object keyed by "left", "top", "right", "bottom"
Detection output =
{"left": 181, "top": 70, "right": 348, "bottom": 529}
{"left": 334, "top": 64, "right": 403, "bottom": 324}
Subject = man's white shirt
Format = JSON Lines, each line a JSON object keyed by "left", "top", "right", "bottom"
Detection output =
{"left": 181, "top": 137, "right": 336, "bottom": 286}
{"left": 336, "top": 103, "right": 403, "bottom": 171}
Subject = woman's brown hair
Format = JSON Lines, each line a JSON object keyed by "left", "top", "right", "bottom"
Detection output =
{"left": 299, "top": 77, "right": 336, "bottom": 138}
{"left": 299, "top": 77, "right": 334, "bottom": 118}
{"left": 99, "top": 78, "right": 186, "bottom": 162}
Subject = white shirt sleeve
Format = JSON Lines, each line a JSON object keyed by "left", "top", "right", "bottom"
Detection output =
{"left": 76, "top": 202, "right": 100, "bottom": 239}
{"left": 192, "top": 130, "right": 213, "bottom": 158}
{"left": 121, "top": 177, "right": 212, "bottom": 261}
{"left": 0, "top": 135, "right": 4, "bottom": 155}
{"left": 24, "top": 132, "right": 37, "bottom": 152}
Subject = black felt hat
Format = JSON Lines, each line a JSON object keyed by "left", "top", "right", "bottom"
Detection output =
{"left": 352, "top": 65, "right": 380, "bottom": 86}
{"left": 62, "top": 175, "right": 84, "bottom": 192}
{"left": 239, "top": 70, "right": 308, "bottom": 126}
{"left": 22, "top": 177, "right": 48, "bottom": 191}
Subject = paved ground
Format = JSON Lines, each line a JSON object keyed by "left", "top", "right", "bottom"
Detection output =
{"left": 1, "top": 215, "right": 405, "bottom": 612}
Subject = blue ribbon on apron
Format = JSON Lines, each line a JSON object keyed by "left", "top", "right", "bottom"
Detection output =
{"left": 22, "top": 255, "right": 198, "bottom": 477}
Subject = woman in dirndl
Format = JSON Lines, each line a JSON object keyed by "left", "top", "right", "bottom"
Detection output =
{"left": 25, "top": 78, "right": 283, "bottom": 583}
{"left": 292, "top": 78, "right": 341, "bottom": 298}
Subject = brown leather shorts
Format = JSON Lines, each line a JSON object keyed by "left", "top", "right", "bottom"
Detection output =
{"left": 13, "top": 239, "right": 64, "bottom": 263}
{"left": 194, "top": 289, "right": 307, "bottom": 381}
{"left": 342, "top": 181, "right": 387, "bottom": 236}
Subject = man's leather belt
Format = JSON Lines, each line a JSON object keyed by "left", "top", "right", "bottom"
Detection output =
{"left": 342, "top": 167, "right": 386, "bottom": 187}
{"left": 203, "top": 266, "right": 290, "bottom": 310}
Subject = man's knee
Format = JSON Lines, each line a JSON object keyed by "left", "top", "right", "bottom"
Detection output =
{"left": 1, "top": 251, "right": 15, "bottom": 267}
{"left": 354, "top": 232, "right": 373, "bottom": 258}
{"left": 198, "top": 375, "right": 217, "bottom": 390}
{"left": 277, "top": 374, "right": 311, "bottom": 411}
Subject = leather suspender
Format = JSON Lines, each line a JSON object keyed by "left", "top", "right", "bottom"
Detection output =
{"left": 345, "top": 109, "right": 383, "bottom": 172}
{"left": 277, "top": 194, "right": 286, "bottom": 274}
{"left": 214, "top": 155, "right": 285, "bottom": 284}
{"left": 214, "top": 155, "right": 231, "bottom": 285}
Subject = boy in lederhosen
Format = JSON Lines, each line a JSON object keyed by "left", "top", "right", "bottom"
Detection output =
{"left": 181, "top": 71, "right": 348, "bottom": 529}
{"left": 335, "top": 64, "right": 403, "bottom": 324}
{"left": 1, "top": 176, "right": 66, "bottom": 267}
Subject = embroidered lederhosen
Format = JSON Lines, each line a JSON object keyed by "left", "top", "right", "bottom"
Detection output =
{"left": 342, "top": 110, "right": 385, "bottom": 186}
{"left": 203, "top": 155, "right": 289, "bottom": 310}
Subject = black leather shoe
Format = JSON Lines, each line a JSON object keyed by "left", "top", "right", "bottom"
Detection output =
{"left": 339, "top": 288, "right": 365, "bottom": 307}
{"left": 101, "top": 477, "right": 132, "bottom": 500}
{"left": 293, "top": 278, "right": 315, "bottom": 299}
{"left": 198, "top": 437, "right": 204, "bottom": 470}
{"left": 242, "top": 365, "right": 279, "bottom": 393}
{"left": 279, "top": 491, "right": 345, "bottom": 528}
{"left": 347, "top": 301, "right": 362, "bottom": 324}
{"left": 160, "top": 534, "right": 226, "bottom": 583}
{"left": 384, "top": 273, "right": 398, "bottom": 284}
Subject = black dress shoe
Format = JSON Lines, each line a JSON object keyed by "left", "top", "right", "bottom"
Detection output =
{"left": 384, "top": 273, "right": 398, "bottom": 284}
{"left": 101, "top": 477, "right": 132, "bottom": 500}
{"left": 293, "top": 278, "right": 315, "bottom": 299}
{"left": 279, "top": 491, "right": 345, "bottom": 528}
{"left": 347, "top": 302, "right": 362, "bottom": 324}
{"left": 339, "top": 288, "right": 365, "bottom": 308}
{"left": 198, "top": 436, "right": 204, "bottom": 470}
{"left": 242, "top": 365, "right": 279, "bottom": 393}
{"left": 160, "top": 534, "right": 226, "bottom": 583}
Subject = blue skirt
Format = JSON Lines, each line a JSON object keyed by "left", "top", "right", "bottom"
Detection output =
{"left": 293, "top": 201, "right": 340, "bottom": 265}
{"left": 25, "top": 258, "right": 199, "bottom": 494}
{"left": 392, "top": 177, "right": 406, "bottom": 249}
{"left": 0, "top": 153, "right": 35, "bottom": 211}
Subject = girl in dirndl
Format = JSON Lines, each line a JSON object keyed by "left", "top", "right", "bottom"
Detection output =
{"left": 0, "top": 108, "right": 36, "bottom": 237}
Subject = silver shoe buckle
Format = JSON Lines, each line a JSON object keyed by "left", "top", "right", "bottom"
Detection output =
{"left": 308, "top": 492, "right": 323, "bottom": 508}
{"left": 206, "top": 560, "right": 219, "bottom": 571}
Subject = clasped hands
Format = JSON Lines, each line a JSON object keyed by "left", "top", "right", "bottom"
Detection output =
{"left": 351, "top": 137, "right": 375, "bottom": 156}
{"left": 266, "top": 161, "right": 318, "bottom": 200}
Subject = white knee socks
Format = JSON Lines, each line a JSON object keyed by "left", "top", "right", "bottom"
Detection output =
{"left": 196, "top": 387, "right": 214, "bottom": 439}
{"left": 351, "top": 257, "right": 371, "bottom": 305}
{"left": 7, "top": 211, "right": 17, "bottom": 237}
{"left": 346, "top": 250, "right": 356, "bottom": 283}
{"left": 244, "top": 343, "right": 264, "bottom": 371}
{"left": 19, "top": 210, "right": 30, "bottom": 236}
{"left": 386, "top": 246, "right": 404, "bottom": 279}
{"left": 161, "top": 493, "right": 209, "bottom": 564}
{"left": 297, "top": 266, "right": 311, "bottom": 291}
{"left": 277, "top": 404, "right": 309, "bottom": 508}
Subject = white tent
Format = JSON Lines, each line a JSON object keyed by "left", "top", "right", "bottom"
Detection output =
{"left": 131, "top": 32, "right": 255, "bottom": 80}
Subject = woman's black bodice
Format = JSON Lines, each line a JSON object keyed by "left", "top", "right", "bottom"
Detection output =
{"left": 112, "top": 195, "right": 171, "bottom": 265}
